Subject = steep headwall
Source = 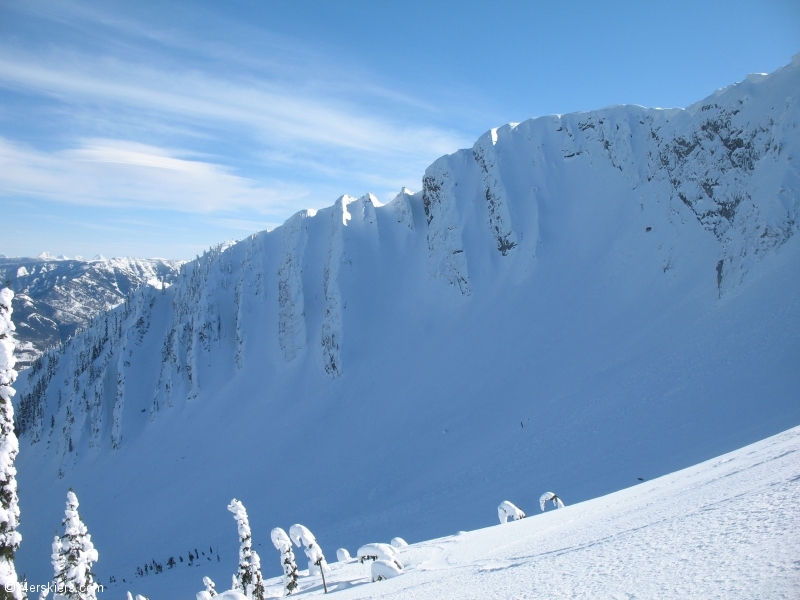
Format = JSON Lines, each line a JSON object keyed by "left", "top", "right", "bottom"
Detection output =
{"left": 12, "top": 58, "right": 800, "bottom": 597}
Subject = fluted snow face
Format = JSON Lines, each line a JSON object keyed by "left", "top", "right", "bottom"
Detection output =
{"left": 10, "top": 59, "right": 800, "bottom": 598}
{"left": 422, "top": 162, "right": 472, "bottom": 296}
{"left": 320, "top": 196, "right": 353, "bottom": 378}
{"left": 390, "top": 188, "right": 415, "bottom": 230}
{"left": 472, "top": 130, "right": 518, "bottom": 256}
{"left": 15, "top": 60, "right": 800, "bottom": 455}
{"left": 278, "top": 211, "right": 310, "bottom": 362}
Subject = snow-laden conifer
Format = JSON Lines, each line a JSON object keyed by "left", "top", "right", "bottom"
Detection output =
{"left": 498, "top": 500, "right": 526, "bottom": 523}
{"left": 270, "top": 528, "right": 298, "bottom": 596}
{"left": 0, "top": 288, "right": 23, "bottom": 600}
{"left": 371, "top": 560, "right": 403, "bottom": 582}
{"left": 248, "top": 551, "right": 266, "bottom": 600}
{"left": 335, "top": 548, "right": 351, "bottom": 562}
{"left": 357, "top": 543, "right": 403, "bottom": 570}
{"left": 196, "top": 576, "right": 217, "bottom": 599}
{"left": 227, "top": 499, "right": 265, "bottom": 600}
{"left": 52, "top": 489, "right": 99, "bottom": 600}
{"left": 203, "top": 576, "right": 217, "bottom": 596}
{"left": 539, "top": 492, "right": 565, "bottom": 511}
{"left": 288, "top": 524, "right": 329, "bottom": 576}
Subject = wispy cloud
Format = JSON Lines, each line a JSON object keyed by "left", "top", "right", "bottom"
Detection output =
{"left": 0, "top": 137, "right": 305, "bottom": 212}
{"left": 0, "top": 51, "right": 467, "bottom": 159}
{"left": 0, "top": 0, "right": 479, "bottom": 257}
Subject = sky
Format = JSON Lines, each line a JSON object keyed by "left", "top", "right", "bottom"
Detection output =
{"left": 0, "top": 0, "right": 798, "bottom": 260}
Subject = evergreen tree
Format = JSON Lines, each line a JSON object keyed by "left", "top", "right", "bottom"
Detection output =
{"left": 52, "top": 490, "right": 99, "bottom": 600}
{"left": 288, "top": 524, "right": 329, "bottom": 577}
{"left": 227, "top": 499, "right": 265, "bottom": 600}
{"left": 0, "top": 288, "right": 24, "bottom": 600}
{"left": 248, "top": 551, "right": 266, "bottom": 600}
{"left": 270, "top": 528, "right": 299, "bottom": 596}
{"left": 202, "top": 576, "right": 217, "bottom": 597}
{"left": 539, "top": 491, "right": 566, "bottom": 511}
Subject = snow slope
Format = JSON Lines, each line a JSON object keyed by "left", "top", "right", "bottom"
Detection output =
{"left": 229, "top": 425, "right": 800, "bottom": 599}
{"left": 12, "top": 58, "right": 800, "bottom": 597}
{"left": 0, "top": 256, "right": 182, "bottom": 368}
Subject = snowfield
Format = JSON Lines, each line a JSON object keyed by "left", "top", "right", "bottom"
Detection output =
{"left": 249, "top": 426, "right": 800, "bottom": 599}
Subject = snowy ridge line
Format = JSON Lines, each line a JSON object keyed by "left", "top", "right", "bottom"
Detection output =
{"left": 14, "top": 57, "right": 800, "bottom": 455}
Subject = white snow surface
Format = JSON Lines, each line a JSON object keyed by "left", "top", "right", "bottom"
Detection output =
{"left": 185, "top": 427, "right": 800, "bottom": 598}
{"left": 297, "top": 426, "right": 800, "bottom": 598}
{"left": 11, "top": 59, "right": 800, "bottom": 597}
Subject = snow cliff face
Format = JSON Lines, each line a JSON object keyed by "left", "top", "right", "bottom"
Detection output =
{"left": 12, "top": 59, "right": 800, "bottom": 597}
{"left": 0, "top": 257, "right": 182, "bottom": 369}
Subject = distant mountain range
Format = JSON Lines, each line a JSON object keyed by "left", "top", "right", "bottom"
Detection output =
{"left": 0, "top": 256, "right": 182, "bottom": 368}
{"left": 13, "top": 56, "right": 800, "bottom": 597}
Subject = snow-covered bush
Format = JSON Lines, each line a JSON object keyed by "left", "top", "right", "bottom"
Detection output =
{"left": 335, "top": 548, "right": 351, "bottom": 562}
{"left": 52, "top": 489, "right": 100, "bottom": 600}
{"left": 371, "top": 560, "right": 403, "bottom": 582}
{"left": 539, "top": 492, "right": 565, "bottom": 511}
{"left": 288, "top": 524, "right": 329, "bottom": 576}
{"left": 357, "top": 543, "right": 403, "bottom": 569}
{"left": 227, "top": 499, "right": 266, "bottom": 600}
{"left": 271, "top": 528, "right": 298, "bottom": 596}
{"left": 0, "top": 288, "right": 23, "bottom": 600}
{"left": 497, "top": 500, "right": 526, "bottom": 523}
{"left": 390, "top": 538, "right": 408, "bottom": 548}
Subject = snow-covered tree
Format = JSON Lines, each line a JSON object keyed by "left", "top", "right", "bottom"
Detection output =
{"left": 371, "top": 560, "right": 402, "bottom": 582}
{"left": 288, "top": 525, "right": 329, "bottom": 576}
{"left": 196, "top": 576, "right": 217, "bottom": 599}
{"left": 227, "top": 499, "right": 265, "bottom": 600}
{"left": 270, "top": 528, "right": 298, "bottom": 596}
{"left": 0, "top": 288, "right": 23, "bottom": 600}
{"left": 497, "top": 500, "right": 526, "bottom": 523}
{"left": 248, "top": 551, "right": 265, "bottom": 600}
{"left": 357, "top": 543, "right": 403, "bottom": 570}
{"left": 335, "top": 548, "right": 351, "bottom": 562}
{"left": 203, "top": 576, "right": 217, "bottom": 597}
{"left": 390, "top": 538, "right": 408, "bottom": 548}
{"left": 539, "top": 492, "right": 565, "bottom": 511}
{"left": 52, "top": 489, "right": 100, "bottom": 600}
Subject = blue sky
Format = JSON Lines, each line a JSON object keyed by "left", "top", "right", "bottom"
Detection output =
{"left": 1, "top": 0, "right": 798, "bottom": 260}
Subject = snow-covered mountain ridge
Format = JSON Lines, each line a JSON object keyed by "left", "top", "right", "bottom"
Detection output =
{"left": 13, "top": 57, "right": 800, "bottom": 597}
{"left": 0, "top": 256, "right": 182, "bottom": 368}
